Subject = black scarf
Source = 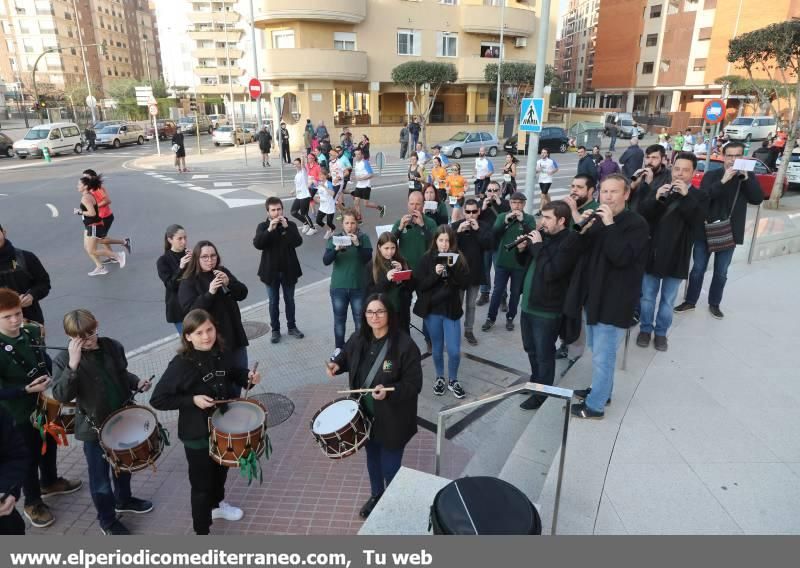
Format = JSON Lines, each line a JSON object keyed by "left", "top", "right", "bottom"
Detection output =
{"left": 0, "top": 239, "right": 16, "bottom": 266}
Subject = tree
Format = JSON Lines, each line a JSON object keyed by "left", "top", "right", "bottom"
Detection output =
{"left": 484, "top": 62, "right": 558, "bottom": 131}
{"left": 391, "top": 61, "right": 458, "bottom": 146}
{"left": 151, "top": 78, "right": 168, "bottom": 98}
{"left": 715, "top": 75, "right": 785, "bottom": 117}
{"left": 106, "top": 78, "right": 138, "bottom": 101}
{"left": 727, "top": 21, "right": 800, "bottom": 207}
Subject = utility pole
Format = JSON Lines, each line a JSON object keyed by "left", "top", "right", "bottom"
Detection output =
{"left": 523, "top": 0, "right": 552, "bottom": 213}
{"left": 248, "top": 0, "right": 262, "bottom": 128}
{"left": 493, "top": 0, "right": 506, "bottom": 139}
{"left": 143, "top": 38, "right": 152, "bottom": 85}
{"left": 71, "top": 0, "right": 96, "bottom": 124}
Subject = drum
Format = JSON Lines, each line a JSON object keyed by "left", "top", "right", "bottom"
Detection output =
{"left": 208, "top": 399, "right": 268, "bottom": 468}
{"left": 310, "top": 398, "right": 371, "bottom": 459}
{"left": 32, "top": 387, "right": 76, "bottom": 436}
{"left": 99, "top": 405, "right": 166, "bottom": 474}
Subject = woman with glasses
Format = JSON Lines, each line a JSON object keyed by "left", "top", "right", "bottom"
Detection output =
{"left": 156, "top": 224, "right": 191, "bottom": 333}
{"left": 326, "top": 293, "right": 422, "bottom": 519}
{"left": 445, "top": 163, "right": 467, "bottom": 222}
{"left": 413, "top": 225, "right": 469, "bottom": 399}
{"left": 178, "top": 241, "right": 249, "bottom": 370}
{"left": 406, "top": 153, "right": 424, "bottom": 196}
{"left": 422, "top": 184, "right": 449, "bottom": 227}
{"left": 365, "top": 232, "right": 414, "bottom": 335}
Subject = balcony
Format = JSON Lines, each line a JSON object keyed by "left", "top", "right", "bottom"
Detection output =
{"left": 188, "top": 10, "right": 240, "bottom": 25}
{"left": 262, "top": 48, "right": 367, "bottom": 81}
{"left": 458, "top": 56, "right": 527, "bottom": 83}
{"left": 192, "top": 48, "right": 244, "bottom": 59}
{"left": 188, "top": 28, "right": 244, "bottom": 42}
{"left": 460, "top": 5, "right": 536, "bottom": 38}
{"left": 254, "top": 0, "right": 366, "bottom": 25}
{"left": 194, "top": 66, "right": 245, "bottom": 77}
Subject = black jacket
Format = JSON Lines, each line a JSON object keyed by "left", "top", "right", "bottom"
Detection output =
{"left": 257, "top": 130, "right": 272, "bottom": 152}
{"left": 577, "top": 155, "right": 598, "bottom": 181}
{"left": 629, "top": 166, "right": 671, "bottom": 214}
{"left": 0, "top": 242, "right": 51, "bottom": 324}
{"left": 451, "top": 220, "right": 493, "bottom": 286}
{"left": 478, "top": 197, "right": 510, "bottom": 239}
{"left": 619, "top": 145, "right": 644, "bottom": 179}
{"left": 156, "top": 250, "right": 185, "bottom": 323}
{"left": 639, "top": 186, "right": 708, "bottom": 279}
{"left": 52, "top": 338, "right": 140, "bottom": 442}
{"left": 699, "top": 168, "right": 764, "bottom": 244}
{"left": 564, "top": 210, "right": 649, "bottom": 328}
{"left": 150, "top": 350, "right": 249, "bottom": 442}
{"left": 412, "top": 252, "right": 470, "bottom": 320}
{"left": 253, "top": 220, "right": 303, "bottom": 286}
{"left": 0, "top": 408, "right": 28, "bottom": 501}
{"left": 332, "top": 331, "right": 421, "bottom": 450}
{"left": 515, "top": 229, "right": 581, "bottom": 314}
{"left": 365, "top": 261, "right": 414, "bottom": 332}
{"left": 178, "top": 268, "right": 249, "bottom": 349}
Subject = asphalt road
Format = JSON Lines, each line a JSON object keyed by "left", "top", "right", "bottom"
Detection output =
{"left": 0, "top": 138, "right": 584, "bottom": 351}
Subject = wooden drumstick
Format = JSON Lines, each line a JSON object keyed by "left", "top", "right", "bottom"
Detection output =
{"left": 244, "top": 361, "right": 259, "bottom": 399}
{"left": 337, "top": 387, "right": 396, "bottom": 394}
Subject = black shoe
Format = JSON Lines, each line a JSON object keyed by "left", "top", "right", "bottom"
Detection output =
{"left": 476, "top": 293, "right": 490, "bottom": 306}
{"left": 481, "top": 319, "right": 494, "bottom": 332}
{"left": 555, "top": 345, "right": 569, "bottom": 360}
{"left": 520, "top": 395, "right": 545, "bottom": 410}
{"left": 573, "top": 387, "right": 611, "bottom": 406}
{"left": 378, "top": 205, "right": 387, "bottom": 218}
{"left": 636, "top": 331, "right": 651, "bottom": 347}
{"left": 674, "top": 302, "right": 695, "bottom": 313}
{"left": 448, "top": 380, "right": 466, "bottom": 399}
{"left": 359, "top": 494, "right": 382, "bottom": 519}
{"left": 123, "top": 237, "right": 132, "bottom": 255}
{"left": 653, "top": 335, "right": 668, "bottom": 351}
{"left": 433, "top": 377, "right": 446, "bottom": 396}
{"left": 288, "top": 327, "right": 305, "bottom": 339}
{"left": 464, "top": 331, "right": 478, "bottom": 346}
{"left": 101, "top": 519, "right": 131, "bottom": 535}
{"left": 115, "top": 497, "right": 153, "bottom": 514}
{"left": 270, "top": 330, "right": 281, "bottom": 344}
{"left": 500, "top": 298, "right": 508, "bottom": 312}
{"left": 505, "top": 319, "right": 515, "bottom": 331}
{"left": 709, "top": 305, "right": 724, "bottom": 319}
{"left": 570, "top": 402, "right": 605, "bottom": 420}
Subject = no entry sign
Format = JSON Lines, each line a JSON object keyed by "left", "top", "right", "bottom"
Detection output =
{"left": 248, "top": 78, "right": 262, "bottom": 100}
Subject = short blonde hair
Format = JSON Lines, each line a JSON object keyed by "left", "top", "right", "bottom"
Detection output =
{"left": 63, "top": 309, "right": 98, "bottom": 338}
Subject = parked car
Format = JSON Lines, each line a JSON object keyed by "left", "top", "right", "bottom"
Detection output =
{"left": 603, "top": 112, "right": 645, "bottom": 139}
{"left": 145, "top": 119, "right": 177, "bottom": 141}
{"left": 504, "top": 127, "right": 570, "bottom": 156}
{"left": 724, "top": 115, "right": 777, "bottom": 142}
{"left": 0, "top": 133, "right": 14, "bottom": 158}
{"left": 96, "top": 123, "right": 145, "bottom": 148}
{"left": 13, "top": 122, "right": 83, "bottom": 158}
{"left": 91, "top": 120, "right": 123, "bottom": 131}
{"left": 241, "top": 122, "right": 258, "bottom": 142}
{"left": 178, "top": 115, "right": 212, "bottom": 135}
{"left": 692, "top": 156, "right": 785, "bottom": 199}
{"left": 435, "top": 131, "right": 498, "bottom": 159}
{"left": 207, "top": 114, "right": 228, "bottom": 129}
{"left": 212, "top": 125, "right": 247, "bottom": 146}
{"left": 785, "top": 146, "right": 800, "bottom": 191}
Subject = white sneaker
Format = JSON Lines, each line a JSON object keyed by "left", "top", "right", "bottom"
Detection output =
{"left": 306, "top": 227, "right": 318, "bottom": 236}
{"left": 300, "top": 225, "right": 309, "bottom": 235}
{"left": 88, "top": 267, "right": 108, "bottom": 277}
{"left": 211, "top": 501, "right": 243, "bottom": 521}
{"left": 323, "top": 229, "right": 333, "bottom": 240}
{"left": 117, "top": 251, "right": 127, "bottom": 269}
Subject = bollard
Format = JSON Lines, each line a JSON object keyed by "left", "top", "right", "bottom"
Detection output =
{"left": 42, "top": 147, "right": 51, "bottom": 163}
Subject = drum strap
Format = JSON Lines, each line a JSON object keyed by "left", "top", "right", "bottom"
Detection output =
{"left": 360, "top": 340, "right": 390, "bottom": 391}
{"left": 0, "top": 330, "right": 47, "bottom": 379}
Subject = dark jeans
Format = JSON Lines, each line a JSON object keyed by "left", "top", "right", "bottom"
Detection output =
{"left": 0, "top": 508, "right": 25, "bottom": 535}
{"left": 400, "top": 142, "right": 408, "bottom": 160}
{"left": 316, "top": 211, "right": 335, "bottom": 230}
{"left": 686, "top": 238, "right": 736, "bottom": 307}
{"left": 365, "top": 438, "right": 405, "bottom": 497}
{"left": 475, "top": 178, "right": 490, "bottom": 197}
{"left": 266, "top": 274, "right": 296, "bottom": 332}
{"left": 174, "top": 322, "right": 183, "bottom": 334}
{"left": 330, "top": 288, "right": 365, "bottom": 349}
{"left": 520, "top": 312, "right": 561, "bottom": 403}
{"left": 185, "top": 445, "right": 227, "bottom": 535}
{"left": 480, "top": 251, "right": 496, "bottom": 295}
{"left": 19, "top": 422, "right": 58, "bottom": 506}
{"left": 83, "top": 440, "right": 132, "bottom": 530}
{"left": 291, "top": 197, "right": 313, "bottom": 227}
{"left": 281, "top": 143, "right": 291, "bottom": 164}
{"left": 487, "top": 266, "right": 524, "bottom": 322}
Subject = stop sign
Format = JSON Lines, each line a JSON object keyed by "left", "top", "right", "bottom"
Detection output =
{"left": 248, "top": 78, "right": 262, "bottom": 100}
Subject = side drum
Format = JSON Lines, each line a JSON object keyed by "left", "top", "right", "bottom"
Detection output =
{"left": 310, "top": 398, "right": 371, "bottom": 459}
{"left": 99, "top": 405, "right": 166, "bottom": 474}
{"left": 208, "top": 399, "right": 269, "bottom": 468}
{"left": 32, "top": 387, "right": 76, "bottom": 436}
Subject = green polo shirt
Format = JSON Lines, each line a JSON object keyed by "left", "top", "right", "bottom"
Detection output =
{"left": 328, "top": 233, "right": 372, "bottom": 289}
{"left": 392, "top": 216, "right": 437, "bottom": 271}
{"left": 0, "top": 326, "right": 43, "bottom": 425}
{"left": 494, "top": 212, "right": 536, "bottom": 270}
{"left": 520, "top": 259, "right": 559, "bottom": 319}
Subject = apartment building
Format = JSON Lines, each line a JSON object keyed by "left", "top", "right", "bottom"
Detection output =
{"left": 0, "top": 0, "right": 161, "bottom": 105}
{"left": 592, "top": 0, "right": 799, "bottom": 118}
{"left": 555, "top": 0, "right": 599, "bottom": 103}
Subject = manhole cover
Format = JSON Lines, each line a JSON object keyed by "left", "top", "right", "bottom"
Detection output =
{"left": 243, "top": 321, "right": 270, "bottom": 340}
{"left": 249, "top": 393, "right": 294, "bottom": 428}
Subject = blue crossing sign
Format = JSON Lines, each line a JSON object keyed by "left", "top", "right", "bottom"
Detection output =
{"left": 519, "top": 98, "right": 544, "bottom": 133}
{"left": 702, "top": 99, "right": 726, "bottom": 124}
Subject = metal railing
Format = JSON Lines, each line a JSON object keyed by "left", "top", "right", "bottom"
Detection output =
{"left": 434, "top": 381, "right": 574, "bottom": 535}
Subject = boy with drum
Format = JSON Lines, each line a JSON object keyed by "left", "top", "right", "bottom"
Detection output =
{"left": 51, "top": 308, "right": 153, "bottom": 535}
{"left": 0, "top": 288, "right": 81, "bottom": 529}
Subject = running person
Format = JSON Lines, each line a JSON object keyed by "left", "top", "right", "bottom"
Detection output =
{"left": 535, "top": 148, "right": 559, "bottom": 214}
{"left": 406, "top": 153, "right": 424, "bottom": 196}
{"left": 351, "top": 149, "right": 386, "bottom": 221}
{"left": 445, "top": 163, "right": 467, "bottom": 223}
{"left": 290, "top": 158, "right": 316, "bottom": 236}
{"left": 172, "top": 130, "right": 187, "bottom": 173}
{"left": 315, "top": 169, "right": 337, "bottom": 239}
{"left": 75, "top": 178, "right": 125, "bottom": 277}
{"left": 429, "top": 156, "right": 448, "bottom": 202}
{"left": 82, "top": 170, "right": 131, "bottom": 263}
{"left": 501, "top": 154, "right": 518, "bottom": 199}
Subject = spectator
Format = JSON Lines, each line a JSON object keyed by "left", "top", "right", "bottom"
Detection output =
{"left": 0, "top": 224, "right": 51, "bottom": 325}
{"left": 399, "top": 124, "right": 409, "bottom": 160}
{"left": 619, "top": 137, "right": 644, "bottom": 180}
{"left": 681, "top": 129, "right": 695, "bottom": 152}
{"left": 590, "top": 145, "right": 603, "bottom": 166}
{"left": 315, "top": 121, "right": 329, "bottom": 142}
{"left": 597, "top": 152, "right": 620, "bottom": 182}
{"left": 257, "top": 126, "right": 272, "bottom": 167}
{"left": 408, "top": 117, "right": 421, "bottom": 148}
{"left": 607, "top": 119, "right": 619, "bottom": 152}
{"left": 576, "top": 146, "right": 598, "bottom": 183}
{"left": 0, "top": 407, "right": 28, "bottom": 535}
{"left": 303, "top": 119, "right": 314, "bottom": 154}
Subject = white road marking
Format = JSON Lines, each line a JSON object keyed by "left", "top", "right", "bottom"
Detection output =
{"left": 213, "top": 182, "right": 233, "bottom": 187}
{"left": 46, "top": 203, "right": 59, "bottom": 217}
{"left": 191, "top": 174, "right": 209, "bottom": 179}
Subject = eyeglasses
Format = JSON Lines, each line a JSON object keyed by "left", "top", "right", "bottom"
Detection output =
{"left": 724, "top": 153, "right": 744, "bottom": 158}
{"left": 365, "top": 309, "right": 388, "bottom": 317}
{"left": 486, "top": 189, "right": 497, "bottom": 193}
{"left": 199, "top": 254, "right": 218, "bottom": 261}
{"left": 464, "top": 209, "right": 479, "bottom": 214}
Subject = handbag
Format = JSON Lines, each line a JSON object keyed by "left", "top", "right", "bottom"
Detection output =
{"left": 704, "top": 181, "right": 740, "bottom": 253}
{"left": 171, "top": 143, "right": 180, "bottom": 153}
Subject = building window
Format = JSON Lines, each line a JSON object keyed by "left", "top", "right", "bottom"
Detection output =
{"left": 698, "top": 27, "right": 712, "bottom": 40}
{"left": 440, "top": 0, "right": 457, "bottom": 4}
{"left": 642, "top": 61, "right": 654, "bottom": 74}
{"left": 646, "top": 33, "right": 658, "bottom": 47}
{"left": 397, "top": 29, "right": 421, "bottom": 56}
{"left": 436, "top": 32, "right": 457, "bottom": 57}
{"left": 334, "top": 32, "right": 356, "bottom": 51}
{"left": 272, "top": 30, "right": 295, "bottom": 49}
{"left": 480, "top": 42, "right": 502, "bottom": 58}
{"left": 650, "top": 4, "right": 662, "bottom": 18}
{"left": 693, "top": 58, "right": 706, "bottom": 71}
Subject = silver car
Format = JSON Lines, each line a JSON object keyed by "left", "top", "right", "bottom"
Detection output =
{"left": 435, "top": 131, "right": 499, "bottom": 159}
{"left": 95, "top": 123, "right": 145, "bottom": 148}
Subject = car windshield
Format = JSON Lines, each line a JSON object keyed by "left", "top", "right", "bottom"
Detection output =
{"left": 216, "top": 126, "right": 232, "bottom": 132}
{"left": 730, "top": 118, "right": 754, "bottom": 126}
{"left": 24, "top": 129, "right": 50, "bottom": 140}
{"left": 179, "top": 118, "right": 194, "bottom": 124}
{"left": 790, "top": 153, "right": 800, "bottom": 163}
{"left": 696, "top": 160, "right": 724, "bottom": 173}
{"left": 99, "top": 126, "right": 119, "bottom": 134}
{"left": 448, "top": 132, "right": 469, "bottom": 142}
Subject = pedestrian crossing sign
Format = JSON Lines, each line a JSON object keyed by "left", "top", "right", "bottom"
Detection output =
{"left": 519, "top": 98, "right": 544, "bottom": 133}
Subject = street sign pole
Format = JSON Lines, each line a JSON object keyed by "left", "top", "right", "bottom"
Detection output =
{"left": 149, "top": 101, "right": 161, "bottom": 156}
{"left": 240, "top": 103, "right": 248, "bottom": 166}
{"left": 702, "top": 98, "right": 726, "bottom": 172}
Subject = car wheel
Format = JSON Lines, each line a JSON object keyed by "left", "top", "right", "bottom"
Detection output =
{"left": 214, "top": 142, "right": 220, "bottom": 146}
{"left": 452, "top": 148, "right": 463, "bottom": 159}
{"left": 788, "top": 183, "right": 800, "bottom": 192}
{"left": 137, "top": 136, "right": 144, "bottom": 145}
{"left": 74, "top": 144, "right": 82, "bottom": 154}
{"left": 488, "top": 146, "right": 497, "bottom": 157}
{"left": 558, "top": 143, "right": 568, "bottom": 153}
{"left": 113, "top": 139, "right": 121, "bottom": 149}
{"left": 18, "top": 155, "right": 26, "bottom": 159}
{"left": 5, "top": 147, "right": 13, "bottom": 158}
{"left": 208, "top": 127, "right": 213, "bottom": 135}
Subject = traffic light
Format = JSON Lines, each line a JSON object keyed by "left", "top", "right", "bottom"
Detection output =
{"left": 40, "top": 100, "right": 47, "bottom": 108}
{"left": 189, "top": 95, "right": 197, "bottom": 112}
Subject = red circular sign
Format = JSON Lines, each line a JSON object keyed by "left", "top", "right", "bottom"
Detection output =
{"left": 248, "top": 78, "right": 262, "bottom": 100}
{"left": 702, "top": 98, "right": 726, "bottom": 124}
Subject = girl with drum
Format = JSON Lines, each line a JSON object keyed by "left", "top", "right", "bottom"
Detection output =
{"left": 51, "top": 308, "right": 153, "bottom": 535}
{"left": 156, "top": 224, "right": 191, "bottom": 333}
{"left": 178, "top": 240, "right": 249, "bottom": 370}
{"left": 365, "top": 232, "right": 414, "bottom": 335}
{"left": 413, "top": 226, "right": 470, "bottom": 399}
{"left": 422, "top": 184, "right": 449, "bottom": 227}
{"left": 501, "top": 153, "right": 518, "bottom": 200}
{"left": 325, "top": 293, "right": 422, "bottom": 519}
{"left": 151, "top": 309, "right": 261, "bottom": 535}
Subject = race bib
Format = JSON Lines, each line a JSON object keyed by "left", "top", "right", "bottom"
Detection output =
{"left": 503, "top": 174, "right": 512, "bottom": 182}
{"left": 449, "top": 196, "right": 458, "bottom": 205}
{"left": 407, "top": 181, "right": 416, "bottom": 189}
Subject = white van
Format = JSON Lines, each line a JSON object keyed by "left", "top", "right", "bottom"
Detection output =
{"left": 724, "top": 116, "right": 776, "bottom": 142}
{"left": 13, "top": 122, "right": 83, "bottom": 159}
{"left": 785, "top": 146, "right": 800, "bottom": 190}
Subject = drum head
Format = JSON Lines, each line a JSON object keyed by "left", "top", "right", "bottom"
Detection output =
{"left": 43, "top": 387, "right": 76, "bottom": 415}
{"left": 312, "top": 399, "right": 359, "bottom": 436}
{"left": 101, "top": 407, "right": 156, "bottom": 450}
{"left": 211, "top": 401, "right": 265, "bottom": 432}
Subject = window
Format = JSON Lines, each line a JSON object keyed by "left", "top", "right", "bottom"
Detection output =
{"left": 334, "top": 32, "right": 356, "bottom": 51}
{"left": 698, "top": 27, "right": 712, "bottom": 40}
{"left": 272, "top": 30, "right": 295, "bottom": 49}
{"left": 440, "top": 0, "right": 457, "bottom": 4}
{"left": 650, "top": 4, "right": 662, "bottom": 18}
{"left": 436, "top": 32, "right": 457, "bottom": 57}
{"left": 646, "top": 34, "right": 658, "bottom": 47}
{"left": 480, "top": 42, "right": 502, "bottom": 58}
{"left": 397, "top": 29, "right": 421, "bottom": 56}
{"left": 692, "top": 58, "right": 706, "bottom": 72}
{"left": 642, "top": 61, "right": 654, "bottom": 74}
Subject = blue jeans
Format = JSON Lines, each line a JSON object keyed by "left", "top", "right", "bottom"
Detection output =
{"left": 365, "top": 438, "right": 405, "bottom": 497}
{"left": 488, "top": 266, "right": 524, "bottom": 322}
{"left": 83, "top": 440, "right": 132, "bottom": 530}
{"left": 174, "top": 322, "right": 183, "bottom": 334}
{"left": 266, "top": 273, "right": 296, "bottom": 331}
{"left": 330, "top": 288, "right": 365, "bottom": 349}
{"left": 686, "top": 238, "right": 735, "bottom": 307}
{"left": 520, "top": 311, "right": 561, "bottom": 390}
{"left": 639, "top": 274, "right": 681, "bottom": 336}
{"left": 425, "top": 314, "right": 461, "bottom": 380}
{"left": 585, "top": 322, "right": 626, "bottom": 413}
{"left": 480, "top": 251, "right": 495, "bottom": 295}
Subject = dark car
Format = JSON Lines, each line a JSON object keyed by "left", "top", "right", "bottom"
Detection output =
{"left": 146, "top": 119, "right": 177, "bottom": 141}
{"left": 0, "top": 133, "right": 14, "bottom": 158}
{"left": 503, "top": 127, "right": 569, "bottom": 156}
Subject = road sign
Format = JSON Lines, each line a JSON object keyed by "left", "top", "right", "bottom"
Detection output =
{"left": 149, "top": 103, "right": 158, "bottom": 117}
{"left": 248, "top": 78, "right": 262, "bottom": 100}
{"left": 85, "top": 95, "right": 97, "bottom": 108}
{"left": 519, "top": 98, "right": 544, "bottom": 133}
{"left": 134, "top": 86, "right": 154, "bottom": 107}
{"left": 702, "top": 99, "right": 726, "bottom": 124}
